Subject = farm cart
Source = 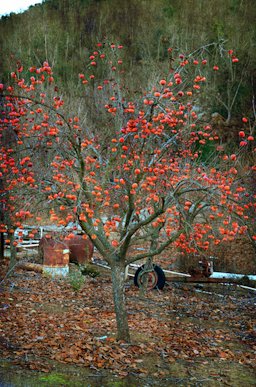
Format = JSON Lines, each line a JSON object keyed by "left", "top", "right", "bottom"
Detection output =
{"left": 132, "top": 256, "right": 213, "bottom": 290}
{"left": 92, "top": 257, "right": 256, "bottom": 291}
{"left": 131, "top": 258, "right": 256, "bottom": 291}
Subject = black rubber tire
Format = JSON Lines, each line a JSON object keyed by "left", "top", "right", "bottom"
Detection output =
{"left": 134, "top": 264, "right": 166, "bottom": 290}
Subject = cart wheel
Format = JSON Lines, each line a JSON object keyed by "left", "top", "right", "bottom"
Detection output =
{"left": 134, "top": 264, "right": 166, "bottom": 290}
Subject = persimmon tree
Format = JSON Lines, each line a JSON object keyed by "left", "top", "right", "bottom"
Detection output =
{"left": 0, "top": 42, "right": 255, "bottom": 342}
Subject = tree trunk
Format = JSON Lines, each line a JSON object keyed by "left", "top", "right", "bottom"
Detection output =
{"left": 8, "top": 232, "right": 16, "bottom": 270}
{"left": 0, "top": 232, "right": 4, "bottom": 260}
{"left": 110, "top": 261, "right": 130, "bottom": 342}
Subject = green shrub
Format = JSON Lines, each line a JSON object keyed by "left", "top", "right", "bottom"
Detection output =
{"left": 79, "top": 264, "right": 100, "bottom": 278}
{"left": 67, "top": 269, "right": 85, "bottom": 292}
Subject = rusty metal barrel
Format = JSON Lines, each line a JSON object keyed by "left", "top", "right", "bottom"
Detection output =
{"left": 68, "top": 235, "right": 94, "bottom": 265}
{"left": 39, "top": 237, "right": 69, "bottom": 277}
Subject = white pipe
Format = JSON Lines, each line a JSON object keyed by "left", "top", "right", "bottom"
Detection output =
{"left": 93, "top": 261, "right": 134, "bottom": 277}
{"left": 238, "top": 284, "right": 256, "bottom": 291}
{"left": 124, "top": 265, "right": 129, "bottom": 280}
{"left": 212, "top": 272, "right": 256, "bottom": 281}
{"left": 129, "top": 263, "right": 191, "bottom": 277}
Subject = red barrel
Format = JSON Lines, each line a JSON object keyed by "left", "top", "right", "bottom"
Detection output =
{"left": 68, "top": 235, "right": 94, "bottom": 264}
{"left": 39, "top": 237, "right": 69, "bottom": 267}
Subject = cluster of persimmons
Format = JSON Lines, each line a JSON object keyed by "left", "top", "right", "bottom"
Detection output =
{"left": 0, "top": 41, "right": 255, "bottom": 255}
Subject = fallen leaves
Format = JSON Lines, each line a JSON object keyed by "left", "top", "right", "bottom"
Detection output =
{"left": 0, "top": 268, "right": 255, "bottom": 380}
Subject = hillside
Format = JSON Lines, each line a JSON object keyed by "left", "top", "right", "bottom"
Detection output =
{"left": 0, "top": 0, "right": 256, "bottom": 121}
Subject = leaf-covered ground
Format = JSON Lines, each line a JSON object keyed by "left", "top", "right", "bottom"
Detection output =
{"left": 0, "top": 264, "right": 255, "bottom": 386}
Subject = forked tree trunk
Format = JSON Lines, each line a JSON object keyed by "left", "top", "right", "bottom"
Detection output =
{"left": 110, "top": 260, "right": 130, "bottom": 342}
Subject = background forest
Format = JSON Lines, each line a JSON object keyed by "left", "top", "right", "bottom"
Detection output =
{"left": 0, "top": 0, "right": 256, "bottom": 122}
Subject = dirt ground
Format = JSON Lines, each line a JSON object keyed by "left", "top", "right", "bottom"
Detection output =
{"left": 0, "top": 262, "right": 255, "bottom": 386}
